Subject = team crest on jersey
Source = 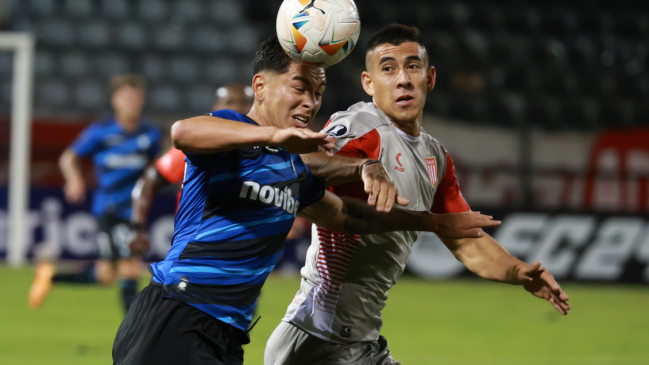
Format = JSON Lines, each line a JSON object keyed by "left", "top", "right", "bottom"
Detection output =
{"left": 324, "top": 123, "right": 349, "bottom": 138}
{"left": 426, "top": 157, "right": 438, "bottom": 186}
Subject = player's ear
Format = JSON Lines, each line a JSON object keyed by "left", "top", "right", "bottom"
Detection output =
{"left": 251, "top": 74, "right": 265, "bottom": 102}
{"left": 361, "top": 71, "right": 374, "bottom": 97}
{"left": 427, "top": 66, "right": 436, "bottom": 93}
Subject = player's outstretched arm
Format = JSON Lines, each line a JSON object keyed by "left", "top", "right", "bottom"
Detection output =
{"left": 301, "top": 152, "right": 409, "bottom": 212}
{"left": 438, "top": 234, "right": 571, "bottom": 315}
{"left": 128, "top": 165, "right": 171, "bottom": 256}
{"left": 171, "top": 116, "right": 334, "bottom": 155}
{"left": 298, "top": 190, "right": 500, "bottom": 240}
{"left": 59, "top": 147, "right": 86, "bottom": 204}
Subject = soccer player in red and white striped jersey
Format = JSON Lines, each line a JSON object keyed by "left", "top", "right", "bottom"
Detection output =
{"left": 265, "top": 24, "right": 570, "bottom": 365}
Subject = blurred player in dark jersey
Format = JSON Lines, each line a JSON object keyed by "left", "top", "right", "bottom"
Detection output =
{"left": 28, "top": 74, "right": 161, "bottom": 313}
{"left": 129, "top": 84, "right": 254, "bottom": 256}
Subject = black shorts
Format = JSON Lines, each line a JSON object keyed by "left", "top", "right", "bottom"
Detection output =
{"left": 97, "top": 214, "right": 132, "bottom": 261}
{"left": 113, "top": 283, "right": 248, "bottom": 365}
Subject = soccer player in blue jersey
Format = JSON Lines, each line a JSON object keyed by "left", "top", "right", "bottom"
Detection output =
{"left": 112, "top": 37, "right": 499, "bottom": 365}
{"left": 29, "top": 74, "right": 161, "bottom": 313}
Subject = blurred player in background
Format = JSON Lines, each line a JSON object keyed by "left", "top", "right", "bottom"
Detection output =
{"left": 129, "top": 83, "right": 254, "bottom": 256}
{"left": 28, "top": 74, "right": 161, "bottom": 313}
{"left": 265, "top": 25, "right": 571, "bottom": 365}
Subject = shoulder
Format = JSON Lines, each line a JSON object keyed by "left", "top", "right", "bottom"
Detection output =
{"left": 420, "top": 130, "right": 449, "bottom": 157}
{"left": 324, "top": 102, "right": 390, "bottom": 139}
{"left": 86, "top": 117, "right": 115, "bottom": 132}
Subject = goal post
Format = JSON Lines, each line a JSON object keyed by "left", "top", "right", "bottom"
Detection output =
{"left": 0, "top": 32, "right": 35, "bottom": 267}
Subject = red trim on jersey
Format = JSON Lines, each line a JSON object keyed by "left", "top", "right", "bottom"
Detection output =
{"left": 155, "top": 147, "right": 186, "bottom": 210}
{"left": 156, "top": 147, "right": 186, "bottom": 183}
{"left": 329, "top": 129, "right": 381, "bottom": 200}
{"left": 430, "top": 153, "right": 471, "bottom": 213}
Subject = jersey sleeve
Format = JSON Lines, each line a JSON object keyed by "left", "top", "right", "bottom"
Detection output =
{"left": 155, "top": 147, "right": 187, "bottom": 184}
{"left": 430, "top": 152, "right": 471, "bottom": 213}
{"left": 70, "top": 123, "right": 102, "bottom": 158}
{"left": 328, "top": 128, "right": 381, "bottom": 201}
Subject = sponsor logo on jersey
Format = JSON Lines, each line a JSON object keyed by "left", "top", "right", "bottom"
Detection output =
{"left": 394, "top": 153, "right": 405, "bottom": 172}
{"left": 426, "top": 157, "right": 438, "bottom": 186}
{"left": 104, "top": 153, "right": 148, "bottom": 169}
{"left": 239, "top": 181, "right": 300, "bottom": 215}
{"left": 340, "top": 326, "right": 352, "bottom": 338}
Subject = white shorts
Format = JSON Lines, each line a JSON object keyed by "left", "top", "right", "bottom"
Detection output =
{"left": 265, "top": 321, "right": 400, "bottom": 365}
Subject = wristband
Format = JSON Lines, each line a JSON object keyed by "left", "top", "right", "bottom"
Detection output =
{"left": 361, "top": 159, "right": 381, "bottom": 172}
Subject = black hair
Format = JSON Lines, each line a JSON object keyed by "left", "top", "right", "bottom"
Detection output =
{"left": 253, "top": 36, "right": 295, "bottom": 75}
{"left": 366, "top": 24, "right": 426, "bottom": 54}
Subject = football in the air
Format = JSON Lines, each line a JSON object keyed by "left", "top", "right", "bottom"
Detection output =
{"left": 276, "top": 0, "right": 361, "bottom": 66}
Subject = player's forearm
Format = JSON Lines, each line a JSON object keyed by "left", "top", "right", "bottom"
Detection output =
{"left": 58, "top": 148, "right": 83, "bottom": 183}
{"left": 443, "top": 235, "right": 527, "bottom": 284}
{"left": 171, "top": 116, "right": 279, "bottom": 154}
{"left": 131, "top": 166, "right": 170, "bottom": 227}
{"left": 301, "top": 152, "right": 369, "bottom": 188}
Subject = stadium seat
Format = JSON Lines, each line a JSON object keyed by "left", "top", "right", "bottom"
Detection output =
{"left": 101, "top": 0, "right": 130, "bottom": 19}
{"left": 34, "top": 51, "right": 55, "bottom": 76}
{"left": 116, "top": 23, "right": 148, "bottom": 49}
{"left": 205, "top": 58, "right": 238, "bottom": 84}
{"left": 209, "top": 0, "right": 243, "bottom": 24}
{"left": 65, "top": 0, "right": 93, "bottom": 18}
{"left": 38, "top": 79, "right": 70, "bottom": 106}
{"left": 30, "top": 0, "right": 56, "bottom": 17}
{"left": 60, "top": 52, "right": 92, "bottom": 78}
{"left": 169, "top": 58, "right": 200, "bottom": 82}
{"left": 186, "top": 84, "right": 217, "bottom": 112}
{"left": 0, "top": 52, "right": 11, "bottom": 75}
{"left": 76, "top": 81, "right": 107, "bottom": 109}
{"left": 153, "top": 27, "right": 186, "bottom": 51}
{"left": 40, "top": 20, "right": 76, "bottom": 46}
{"left": 78, "top": 22, "right": 112, "bottom": 48}
{"left": 191, "top": 27, "right": 227, "bottom": 53}
{"left": 142, "top": 56, "right": 167, "bottom": 80}
{"left": 138, "top": 0, "right": 168, "bottom": 23}
{"left": 173, "top": 0, "right": 204, "bottom": 22}
{"left": 149, "top": 85, "right": 182, "bottom": 111}
{"left": 95, "top": 53, "right": 129, "bottom": 77}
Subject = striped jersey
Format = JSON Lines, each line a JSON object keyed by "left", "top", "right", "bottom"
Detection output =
{"left": 70, "top": 117, "right": 161, "bottom": 219}
{"left": 150, "top": 110, "right": 325, "bottom": 332}
{"left": 283, "top": 102, "right": 470, "bottom": 342}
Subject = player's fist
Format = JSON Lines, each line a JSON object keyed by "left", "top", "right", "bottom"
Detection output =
{"left": 270, "top": 127, "right": 335, "bottom": 155}
{"left": 430, "top": 211, "right": 501, "bottom": 239}
{"left": 362, "top": 162, "right": 409, "bottom": 212}
{"left": 63, "top": 177, "right": 86, "bottom": 204}
{"left": 129, "top": 231, "right": 150, "bottom": 257}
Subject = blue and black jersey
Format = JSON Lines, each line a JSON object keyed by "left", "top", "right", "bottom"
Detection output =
{"left": 70, "top": 117, "right": 161, "bottom": 220}
{"left": 150, "top": 109, "right": 325, "bottom": 332}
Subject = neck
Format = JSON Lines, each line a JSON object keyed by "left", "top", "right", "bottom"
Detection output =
{"left": 115, "top": 113, "right": 140, "bottom": 132}
{"left": 389, "top": 115, "right": 422, "bottom": 137}
{"left": 247, "top": 104, "right": 275, "bottom": 128}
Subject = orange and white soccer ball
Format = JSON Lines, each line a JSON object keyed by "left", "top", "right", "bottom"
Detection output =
{"left": 276, "top": 0, "right": 361, "bottom": 66}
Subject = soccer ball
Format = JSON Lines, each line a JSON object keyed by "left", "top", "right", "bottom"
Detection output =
{"left": 276, "top": 0, "right": 361, "bottom": 67}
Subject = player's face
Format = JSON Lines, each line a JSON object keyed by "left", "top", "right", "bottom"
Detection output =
{"left": 111, "top": 86, "right": 145, "bottom": 120}
{"left": 213, "top": 87, "right": 253, "bottom": 114}
{"left": 263, "top": 62, "right": 327, "bottom": 129}
{"left": 363, "top": 42, "right": 435, "bottom": 124}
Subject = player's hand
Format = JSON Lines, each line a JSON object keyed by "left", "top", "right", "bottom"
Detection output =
{"left": 63, "top": 177, "right": 86, "bottom": 204}
{"left": 270, "top": 128, "right": 335, "bottom": 155}
{"left": 362, "top": 162, "right": 409, "bottom": 212}
{"left": 519, "top": 261, "right": 571, "bottom": 315}
{"left": 431, "top": 211, "right": 501, "bottom": 239}
{"left": 129, "top": 231, "right": 150, "bottom": 257}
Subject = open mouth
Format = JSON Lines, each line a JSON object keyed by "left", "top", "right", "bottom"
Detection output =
{"left": 293, "top": 115, "right": 309, "bottom": 126}
{"left": 396, "top": 95, "right": 414, "bottom": 102}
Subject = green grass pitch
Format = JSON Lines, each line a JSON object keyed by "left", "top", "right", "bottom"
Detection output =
{"left": 1, "top": 266, "right": 648, "bottom": 364}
